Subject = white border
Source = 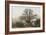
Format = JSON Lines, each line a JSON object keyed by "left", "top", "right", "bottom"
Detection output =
{"left": 9, "top": 4, "right": 43, "bottom": 32}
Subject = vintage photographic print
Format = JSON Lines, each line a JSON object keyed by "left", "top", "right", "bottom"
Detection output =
{"left": 12, "top": 6, "right": 40, "bottom": 28}
{"left": 5, "top": 1, "right": 45, "bottom": 34}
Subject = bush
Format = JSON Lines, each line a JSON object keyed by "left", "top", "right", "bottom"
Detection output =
{"left": 16, "top": 21, "right": 25, "bottom": 28}
{"left": 32, "top": 19, "right": 40, "bottom": 27}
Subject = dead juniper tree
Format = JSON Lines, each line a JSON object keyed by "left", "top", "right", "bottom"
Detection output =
{"left": 19, "top": 8, "right": 37, "bottom": 27}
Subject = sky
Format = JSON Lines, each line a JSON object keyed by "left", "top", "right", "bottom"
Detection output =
{"left": 11, "top": 6, "right": 40, "bottom": 20}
